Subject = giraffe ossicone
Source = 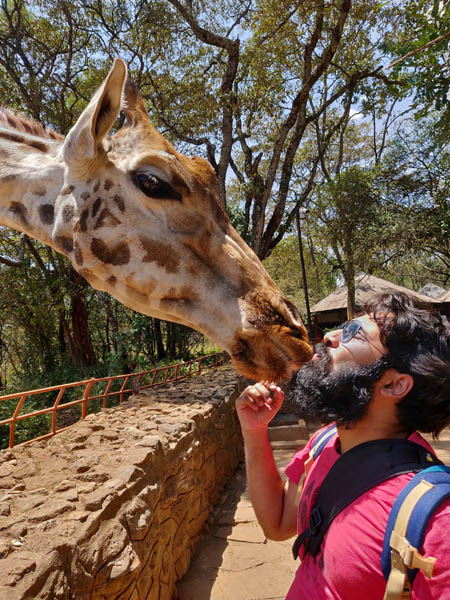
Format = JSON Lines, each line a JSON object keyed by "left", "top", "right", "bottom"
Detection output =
{"left": 0, "top": 58, "right": 313, "bottom": 380}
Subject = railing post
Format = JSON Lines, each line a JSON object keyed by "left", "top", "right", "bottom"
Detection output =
{"left": 120, "top": 376, "right": 130, "bottom": 404}
{"left": 82, "top": 379, "right": 96, "bottom": 419}
{"left": 52, "top": 387, "right": 66, "bottom": 435}
{"left": 102, "top": 379, "right": 113, "bottom": 408}
{"left": 9, "top": 394, "right": 27, "bottom": 448}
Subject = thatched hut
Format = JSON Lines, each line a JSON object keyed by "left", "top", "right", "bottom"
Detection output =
{"left": 311, "top": 273, "right": 443, "bottom": 332}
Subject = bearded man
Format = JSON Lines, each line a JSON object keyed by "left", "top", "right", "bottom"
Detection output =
{"left": 236, "top": 292, "right": 450, "bottom": 599}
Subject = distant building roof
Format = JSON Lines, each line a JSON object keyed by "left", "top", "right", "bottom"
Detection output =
{"left": 311, "top": 273, "right": 441, "bottom": 314}
{"left": 418, "top": 283, "right": 447, "bottom": 300}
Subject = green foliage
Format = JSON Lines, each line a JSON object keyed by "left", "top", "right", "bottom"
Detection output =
{"left": 383, "top": 0, "right": 450, "bottom": 132}
{"left": 263, "top": 235, "right": 336, "bottom": 314}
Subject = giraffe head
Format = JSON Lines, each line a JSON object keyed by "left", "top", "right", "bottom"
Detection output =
{"left": 53, "top": 58, "right": 312, "bottom": 381}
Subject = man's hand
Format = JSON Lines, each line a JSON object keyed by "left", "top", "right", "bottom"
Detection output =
{"left": 236, "top": 382, "right": 284, "bottom": 433}
{"left": 235, "top": 382, "right": 297, "bottom": 541}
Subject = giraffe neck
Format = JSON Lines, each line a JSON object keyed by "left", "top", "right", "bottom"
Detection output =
{"left": 0, "top": 126, "right": 65, "bottom": 249}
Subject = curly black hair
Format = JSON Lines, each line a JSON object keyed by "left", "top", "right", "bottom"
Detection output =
{"left": 365, "top": 292, "right": 450, "bottom": 438}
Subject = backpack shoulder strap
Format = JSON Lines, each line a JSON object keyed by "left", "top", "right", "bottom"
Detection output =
{"left": 382, "top": 465, "right": 450, "bottom": 600}
{"left": 292, "top": 439, "right": 441, "bottom": 560}
{"left": 294, "top": 424, "right": 337, "bottom": 508}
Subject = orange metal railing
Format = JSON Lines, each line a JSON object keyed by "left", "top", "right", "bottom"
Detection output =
{"left": 0, "top": 352, "right": 228, "bottom": 449}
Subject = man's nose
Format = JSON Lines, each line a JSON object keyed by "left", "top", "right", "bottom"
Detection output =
{"left": 323, "top": 329, "right": 341, "bottom": 348}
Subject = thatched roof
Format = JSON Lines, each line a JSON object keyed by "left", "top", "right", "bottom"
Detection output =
{"left": 418, "top": 282, "right": 448, "bottom": 300}
{"left": 311, "top": 273, "right": 442, "bottom": 314}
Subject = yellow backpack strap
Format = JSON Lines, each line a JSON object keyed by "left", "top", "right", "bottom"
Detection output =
{"left": 383, "top": 479, "right": 437, "bottom": 600}
{"left": 295, "top": 425, "right": 337, "bottom": 508}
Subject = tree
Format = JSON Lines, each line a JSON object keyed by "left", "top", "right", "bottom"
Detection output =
{"left": 89, "top": 0, "right": 401, "bottom": 259}
{"left": 378, "top": 116, "right": 450, "bottom": 286}
{"left": 383, "top": 0, "right": 450, "bottom": 132}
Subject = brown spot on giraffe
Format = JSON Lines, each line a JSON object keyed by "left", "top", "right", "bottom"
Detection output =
{"left": 93, "top": 181, "right": 100, "bottom": 193}
{"left": 0, "top": 174, "right": 16, "bottom": 183}
{"left": 92, "top": 197, "right": 102, "bottom": 217}
{"left": 80, "top": 208, "right": 89, "bottom": 232}
{"left": 104, "top": 179, "right": 113, "bottom": 191}
{"left": 94, "top": 208, "right": 121, "bottom": 229}
{"left": 56, "top": 236, "right": 73, "bottom": 253}
{"left": 139, "top": 236, "right": 179, "bottom": 273}
{"left": 160, "top": 286, "right": 199, "bottom": 312}
{"left": 33, "top": 185, "right": 46, "bottom": 197}
{"left": 107, "top": 275, "right": 116, "bottom": 285}
{"left": 74, "top": 241, "right": 83, "bottom": 265}
{"left": 9, "top": 201, "right": 28, "bottom": 226}
{"left": 112, "top": 194, "right": 125, "bottom": 213}
{"left": 80, "top": 191, "right": 90, "bottom": 201}
{"left": 38, "top": 204, "right": 54, "bottom": 225}
{"left": 61, "top": 185, "right": 75, "bottom": 196}
{"left": 62, "top": 205, "right": 74, "bottom": 223}
{"left": 91, "top": 238, "right": 130, "bottom": 265}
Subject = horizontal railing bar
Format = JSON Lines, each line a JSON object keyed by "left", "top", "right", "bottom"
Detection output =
{"left": 1, "top": 352, "right": 227, "bottom": 449}
{"left": 0, "top": 352, "right": 224, "bottom": 403}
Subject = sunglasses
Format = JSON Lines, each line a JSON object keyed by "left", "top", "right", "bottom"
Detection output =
{"left": 338, "top": 320, "right": 366, "bottom": 343}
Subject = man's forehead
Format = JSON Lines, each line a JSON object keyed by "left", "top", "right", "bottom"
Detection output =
{"left": 356, "top": 314, "right": 383, "bottom": 337}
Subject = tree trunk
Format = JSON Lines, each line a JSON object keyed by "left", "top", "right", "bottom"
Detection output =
{"left": 167, "top": 322, "right": 176, "bottom": 359}
{"left": 59, "top": 311, "right": 79, "bottom": 364}
{"left": 71, "top": 293, "right": 96, "bottom": 366}
{"left": 345, "top": 239, "right": 356, "bottom": 320}
{"left": 154, "top": 318, "right": 166, "bottom": 360}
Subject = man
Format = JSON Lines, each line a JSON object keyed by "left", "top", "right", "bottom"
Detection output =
{"left": 236, "top": 292, "right": 450, "bottom": 599}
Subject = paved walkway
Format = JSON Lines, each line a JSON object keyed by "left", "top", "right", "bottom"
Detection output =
{"left": 176, "top": 425, "right": 450, "bottom": 600}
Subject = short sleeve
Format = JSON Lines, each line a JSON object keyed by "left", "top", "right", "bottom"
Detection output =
{"left": 411, "top": 500, "right": 450, "bottom": 599}
{"left": 284, "top": 427, "right": 328, "bottom": 485}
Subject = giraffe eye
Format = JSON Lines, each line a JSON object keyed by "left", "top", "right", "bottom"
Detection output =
{"left": 133, "top": 171, "right": 181, "bottom": 201}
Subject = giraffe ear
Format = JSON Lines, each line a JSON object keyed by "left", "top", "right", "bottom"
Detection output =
{"left": 63, "top": 58, "right": 127, "bottom": 166}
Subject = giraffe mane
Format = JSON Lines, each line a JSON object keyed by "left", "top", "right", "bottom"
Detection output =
{"left": 0, "top": 108, "right": 63, "bottom": 141}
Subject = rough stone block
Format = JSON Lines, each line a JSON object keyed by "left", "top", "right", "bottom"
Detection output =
{"left": 0, "top": 367, "right": 242, "bottom": 600}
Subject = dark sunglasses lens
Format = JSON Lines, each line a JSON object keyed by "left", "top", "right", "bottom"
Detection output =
{"left": 341, "top": 320, "right": 361, "bottom": 343}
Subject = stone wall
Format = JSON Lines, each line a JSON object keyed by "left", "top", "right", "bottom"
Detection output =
{"left": 0, "top": 366, "right": 243, "bottom": 600}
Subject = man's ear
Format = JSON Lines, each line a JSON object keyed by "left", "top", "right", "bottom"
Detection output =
{"left": 377, "top": 369, "right": 414, "bottom": 400}
{"left": 62, "top": 58, "right": 127, "bottom": 168}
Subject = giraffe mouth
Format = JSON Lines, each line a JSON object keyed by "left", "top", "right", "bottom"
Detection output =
{"left": 230, "top": 325, "right": 313, "bottom": 382}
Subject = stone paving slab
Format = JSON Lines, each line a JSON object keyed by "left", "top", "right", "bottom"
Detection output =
{"left": 177, "top": 426, "right": 450, "bottom": 600}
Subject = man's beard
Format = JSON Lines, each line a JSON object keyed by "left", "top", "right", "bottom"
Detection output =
{"left": 290, "top": 343, "right": 389, "bottom": 427}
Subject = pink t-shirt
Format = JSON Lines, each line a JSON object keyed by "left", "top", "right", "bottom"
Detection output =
{"left": 284, "top": 427, "right": 450, "bottom": 599}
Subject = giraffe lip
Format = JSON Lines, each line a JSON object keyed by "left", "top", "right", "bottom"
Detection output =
{"left": 267, "top": 334, "right": 298, "bottom": 369}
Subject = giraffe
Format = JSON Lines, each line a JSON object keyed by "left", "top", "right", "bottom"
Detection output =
{"left": 0, "top": 58, "right": 313, "bottom": 381}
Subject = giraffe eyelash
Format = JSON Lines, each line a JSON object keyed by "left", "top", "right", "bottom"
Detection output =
{"left": 131, "top": 170, "right": 181, "bottom": 202}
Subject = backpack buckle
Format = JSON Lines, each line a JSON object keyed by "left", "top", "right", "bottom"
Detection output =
{"left": 390, "top": 531, "right": 436, "bottom": 579}
{"left": 308, "top": 508, "right": 322, "bottom": 535}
